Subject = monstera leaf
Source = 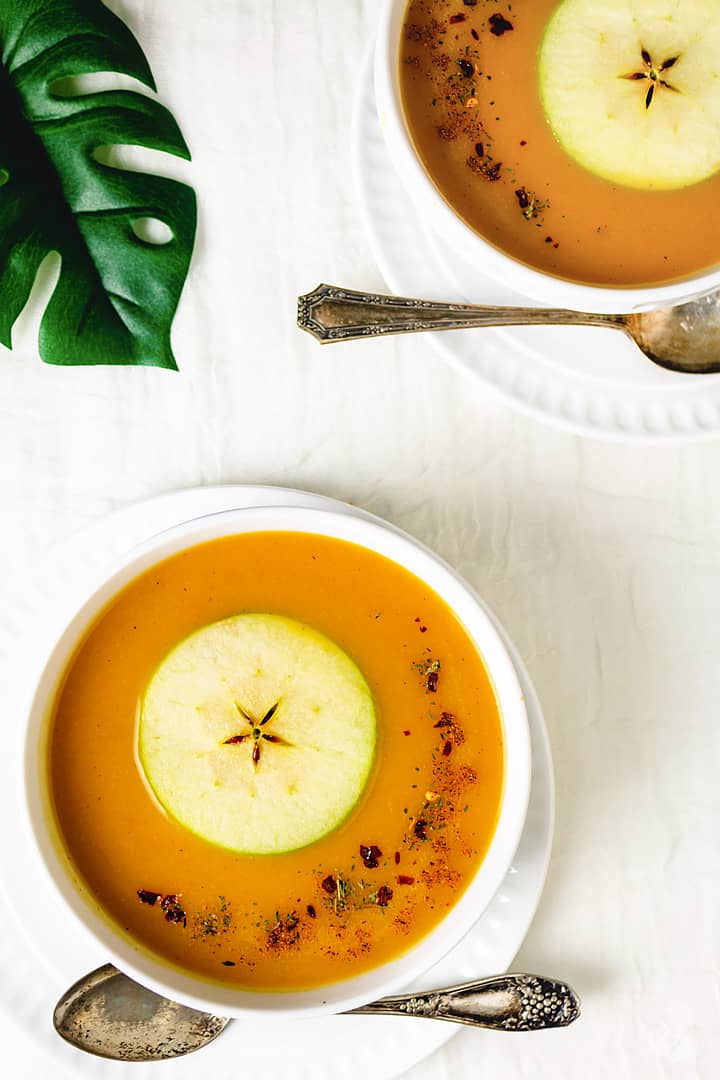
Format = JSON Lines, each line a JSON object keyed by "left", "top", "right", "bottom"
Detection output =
{"left": 0, "top": 0, "right": 196, "bottom": 368}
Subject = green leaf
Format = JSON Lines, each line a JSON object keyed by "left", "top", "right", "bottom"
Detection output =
{"left": 0, "top": 0, "right": 196, "bottom": 368}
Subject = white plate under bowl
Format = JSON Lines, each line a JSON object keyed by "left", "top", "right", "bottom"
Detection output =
{"left": 0, "top": 485, "right": 554, "bottom": 1080}
{"left": 353, "top": 43, "right": 720, "bottom": 443}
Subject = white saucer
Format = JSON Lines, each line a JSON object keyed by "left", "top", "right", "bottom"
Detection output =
{"left": 352, "top": 44, "right": 720, "bottom": 443}
{"left": 0, "top": 486, "right": 553, "bottom": 1080}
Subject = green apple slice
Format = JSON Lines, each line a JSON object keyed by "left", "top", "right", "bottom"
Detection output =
{"left": 139, "top": 614, "right": 376, "bottom": 855}
{"left": 539, "top": 0, "right": 720, "bottom": 190}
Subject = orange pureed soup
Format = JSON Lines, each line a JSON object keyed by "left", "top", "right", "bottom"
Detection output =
{"left": 48, "top": 532, "right": 504, "bottom": 991}
{"left": 399, "top": 0, "right": 720, "bottom": 286}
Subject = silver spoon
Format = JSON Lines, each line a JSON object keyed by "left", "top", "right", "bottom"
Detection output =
{"left": 54, "top": 964, "right": 580, "bottom": 1061}
{"left": 297, "top": 282, "right": 720, "bottom": 374}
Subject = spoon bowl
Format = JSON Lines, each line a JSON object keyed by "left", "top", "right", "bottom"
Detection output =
{"left": 298, "top": 284, "right": 720, "bottom": 375}
{"left": 53, "top": 964, "right": 229, "bottom": 1061}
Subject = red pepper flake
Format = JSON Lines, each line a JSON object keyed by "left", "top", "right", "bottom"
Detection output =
{"left": 485, "top": 161, "right": 503, "bottom": 181}
{"left": 306, "top": 904, "right": 317, "bottom": 918}
{"left": 457, "top": 58, "right": 474, "bottom": 77}
{"left": 413, "top": 657, "right": 441, "bottom": 692}
{"left": 419, "top": 625, "right": 427, "bottom": 633}
{"left": 489, "top": 13, "right": 514, "bottom": 36}
{"left": 475, "top": 142, "right": 485, "bottom": 158}
{"left": 375, "top": 885, "right": 394, "bottom": 907}
{"left": 164, "top": 905, "right": 187, "bottom": 926}
{"left": 515, "top": 188, "right": 530, "bottom": 209}
{"left": 137, "top": 889, "right": 161, "bottom": 906}
{"left": 403, "top": 729, "right": 411, "bottom": 736}
{"left": 520, "top": 139, "right": 527, "bottom": 146}
{"left": 360, "top": 844, "right": 383, "bottom": 869}
{"left": 321, "top": 874, "right": 337, "bottom": 895}
{"left": 161, "top": 894, "right": 187, "bottom": 924}
{"left": 434, "top": 712, "right": 454, "bottom": 728}
{"left": 449, "top": 13, "right": 466, "bottom": 23}
{"left": 397, "top": 875, "right": 416, "bottom": 885}
{"left": 463, "top": 0, "right": 477, "bottom": 5}
{"left": 221, "top": 960, "right": 235, "bottom": 966}
{"left": 443, "top": 740, "right": 453, "bottom": 757}
{"left": 471, "top": 27, "right": 479, "bottom": 39}
{"left": 394, "top": 851, "right": 401, "bottom": 865}
{"left": 414, "top": 819, "right": 428, "bottom": 840}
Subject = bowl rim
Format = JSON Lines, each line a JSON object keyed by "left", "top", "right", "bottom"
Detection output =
{"left": 23, "top": 503, "right": 531, "bottom": 1018}
{"left": 374, "top": 0, "right": 720, "bottom": 314}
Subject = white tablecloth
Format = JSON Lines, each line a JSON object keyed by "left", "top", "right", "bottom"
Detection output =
{"left": 2, "top": 1, "right": 719, "bottom": 1077}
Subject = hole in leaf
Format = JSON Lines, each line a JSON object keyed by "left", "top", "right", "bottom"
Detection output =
{"left": 51, "top": 72, "right": 152, "bottom": 98}
{"left": 132, "top": 218, "right": 173, "bottom": 245}
{"left": 0, "top": 169, "right": 8, "bottom": 187}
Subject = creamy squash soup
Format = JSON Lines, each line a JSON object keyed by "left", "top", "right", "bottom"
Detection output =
{"left": 399, "top": 0, "right": 720, "bottom": 286}
{"left": 48, "top": 532, "right": 504, "bottom": 991}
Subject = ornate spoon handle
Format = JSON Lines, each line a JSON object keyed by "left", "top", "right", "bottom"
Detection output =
{"left": 298, "top": 283, "right": 624, "bottom": 343}
{"left": 346, "top": 973, "right": 580, "bottom": 1031}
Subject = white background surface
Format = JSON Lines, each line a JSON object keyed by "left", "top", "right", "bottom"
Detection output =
{"left": 1, "top": 1, "right": 719, "bottom": 1077}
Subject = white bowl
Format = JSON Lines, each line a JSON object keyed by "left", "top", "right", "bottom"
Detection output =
{"left": 24, "top": 504, "right": 531, "bottom": 1018}
{"left": 374, "top": 0, "right": 720, "bottom": 314}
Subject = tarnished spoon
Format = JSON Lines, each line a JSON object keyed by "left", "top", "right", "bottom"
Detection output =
{"left": 297, "top": 282, "right": 720, "bottom": 374}
{"left": 54, "top": 964, "right": 580, "bottom": 1061}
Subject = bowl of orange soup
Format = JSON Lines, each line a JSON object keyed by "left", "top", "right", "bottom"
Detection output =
{"left": 375, "top": 0, "right": 720, "bottom": 311}
{"left": 23, "top": 505, "right": 530, "bottom": 1017}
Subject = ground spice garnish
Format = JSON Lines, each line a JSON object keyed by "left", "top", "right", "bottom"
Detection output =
{"left": 306, "top": 904, "right": 317, "bottom": 918}
{"left": 137, "top": 889, "right": 160, "bottom": 906}
{"left": 443, "top": 740, "right": 453, "bottom": 756}
{"left": 359, "top": 844, "right": 383, "bottom": 869}
{"left": 195, "top": 912, "right": 220, "bottom": 936}
{"left": 457, "top": 58, "right": 474, "bottom": 77}
{"left": 427, "top": 671, "right": 439, "bottom": 693}
{"left": 489, "top": 13, "right": 514, "bottom": 36}
{"left": 471, "top": 27, "right": 479, "bottom": 39}
{"left": 397, "top": 875, "right": 416, "bottom": 885}
{"left": 414, "top": 819, "right": 428, "bottom": 840}
{"left": 321, "top": 874, "right": 337, "bottom": 895}
{"left": 221, "top": 960, "right": 235, "bottom": 966}
{"left": 266, "top": 911, "right": 301, "bottom": 950}
{"left": 466, "top": 155, "right": 502, "bottom": 181}
{"left": 394, "top": 851, "right": 401, "bottom": 865}
{"left": 449, "top": 12, "right": 466, "bottom": 23}
{"left": 375, "top": 885, "right": 394, "bottom": 907}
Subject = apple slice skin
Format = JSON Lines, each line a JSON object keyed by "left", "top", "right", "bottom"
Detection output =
{"left": 539, "top": 0, "right": 720, "bottom": 190}
{"left": 138, "top": 614, "right": 377, "bottom": 855}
